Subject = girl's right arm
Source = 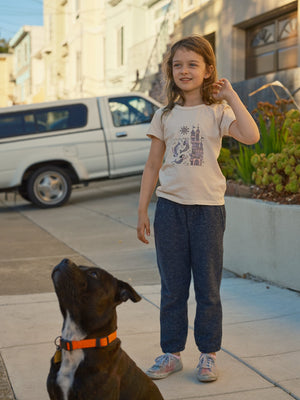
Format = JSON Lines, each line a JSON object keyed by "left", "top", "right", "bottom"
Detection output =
{"left": 137, "top": 136, "right": 166, "bottom": 244}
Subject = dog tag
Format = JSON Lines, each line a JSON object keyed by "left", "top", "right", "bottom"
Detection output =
{"left": 54, "top": 350, "right": 62, "bottom": 364}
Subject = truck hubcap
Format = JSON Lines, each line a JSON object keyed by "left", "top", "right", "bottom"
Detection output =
{"left": 34, "top": 172, "right": 67, "bottom": 204}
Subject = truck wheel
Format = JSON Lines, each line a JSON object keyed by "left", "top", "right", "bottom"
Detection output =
{"left": 18, "top": 182, "right": 30, "bottom": 201}
{"left": 27, "top": 166, "right": 72, "bottom": 208}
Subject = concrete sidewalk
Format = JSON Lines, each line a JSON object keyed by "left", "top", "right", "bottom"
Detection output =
{"left": 1, "top": 179, "right": 300, "bottom": 400}
{"left": 1, "top": 279, "right": 300, "bottom": 400}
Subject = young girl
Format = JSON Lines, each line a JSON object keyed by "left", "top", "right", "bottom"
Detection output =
{"left": 137, "top": 35, "right": 259, "bottom": 382}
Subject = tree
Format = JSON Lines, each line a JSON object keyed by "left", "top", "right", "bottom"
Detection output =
{"left": 0, "top": 38, "right": 9, "bottom": 53}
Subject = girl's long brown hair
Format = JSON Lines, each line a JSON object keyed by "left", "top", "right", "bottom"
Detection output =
{"left": 162, "top": 35, "right": 217, "bottom": 115}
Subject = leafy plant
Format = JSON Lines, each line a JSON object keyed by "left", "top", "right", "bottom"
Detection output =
{"left": 234, "top": 103, "right": 297, "bottom": 186}
{"left": 218, "top": 147, "right": 237, "bottom": 179}
{"left": 252, "top": 98, "right": 293, "bottom": 129}
{"left": 251, "top": 108, "right": 300, "bottom": 194}
{"left": 255, "top": 114, "right": 288, "bottom": 155}
{"left": 235, "top": 144, "right": 256, "bottom": 184}
{"left": 251, "top": 144, "right": 300, "bottom": 194}
{"left": 0, "top": 38, "right": 9, "bottom": 53}
{"left": 283, "top": 109, "right": 300, "bottom": 145}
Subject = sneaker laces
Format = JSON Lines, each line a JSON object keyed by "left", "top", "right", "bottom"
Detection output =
{"left": 152, "top": 353, "right": 175, "bottom": 370}
{"left": 197, "top": 353, "right": 215, "bottom": 370}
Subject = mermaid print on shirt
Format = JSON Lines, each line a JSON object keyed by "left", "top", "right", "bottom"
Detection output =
{"left": 171, "top": 125, "right": 204, "bottom": 166}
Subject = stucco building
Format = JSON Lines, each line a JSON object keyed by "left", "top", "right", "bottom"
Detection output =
{"left": 4, "top": 0, "right": 300, "bottom": 108}
{"left": 0, "top": 53, "right": 14, "bottom": 107}
{"left": 9, "top": 26, "right": 45, "bottom": 104}
{"left": 168, "top": 0, "right": 300, "bottom": 109}
{"left": 42, "top": 0, "right": 176, "bottom": 98}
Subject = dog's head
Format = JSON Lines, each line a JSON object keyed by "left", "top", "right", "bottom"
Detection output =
{"left": 52, "top": 258, "right": 141, "bottom": 335}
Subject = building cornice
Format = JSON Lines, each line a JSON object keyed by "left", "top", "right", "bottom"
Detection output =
{"left": 9, "top": 26, "right": 31, "bottom": 48}
{"left": 108, "top": 0, "right": 122, "bottom": 6}
{"left": 144, "top": 0, "right": 161, "bottom": 7}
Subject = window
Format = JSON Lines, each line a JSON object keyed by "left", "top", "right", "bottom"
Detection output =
{"left": 24, "top": 42, "right": 28, "bottom": 64}
{"left": 76, "top": 51, "right": 82, "bottom": 82}
{"left": 109, "top": 96, "right": 158, "bottom": 127}
{"left": 117, "top": 26, "right": 124, "bottom": 66}
{"left": 0, "top": 104, "right": 88, "bottom": 139}
{"left": 246, "top": 11, "right": 298, "bottom": 78}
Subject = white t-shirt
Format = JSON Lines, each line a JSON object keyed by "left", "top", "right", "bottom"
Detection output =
{"left": 147, "top": 103, "right": 236, "bottom": 205}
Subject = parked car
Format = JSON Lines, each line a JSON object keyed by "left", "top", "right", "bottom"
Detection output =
{"left": 0, "top": 93, "right": 160, "bottom": 208}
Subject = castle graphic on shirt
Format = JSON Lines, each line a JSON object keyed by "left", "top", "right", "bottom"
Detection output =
{"left": 171, "top": 125, "right": 204, "bottom": 166}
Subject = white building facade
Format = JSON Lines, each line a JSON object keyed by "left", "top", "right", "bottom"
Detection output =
{"left": 9, "top": 26, "right": 45, "bottom": 104}
{"left": 172, "top": 0, "right": 300, "bottom": 109}
{"left": 7, "top": 0, "right": 299, "bottom": 106}
{"left": 42, "top": 0, "right": 178, "bottom": 99}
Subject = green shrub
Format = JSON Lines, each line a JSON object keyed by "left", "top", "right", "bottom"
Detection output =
{"left": 255, "top": 114, "right": 287, "bottom": 155}
{"left": 235, "top": 144, "right": 255, "bottom": 184}
{"left": 250, "top": 108, "right": 300, "bottom": 195}
{"left": 219, "top": 103, "right": 300, "bottom": 195}
{"left": 218, "top": 147, "right": 237, "bottom": 179}
{"left": 235, "top": 106, "right": 299, "bottom": 186}
{"left": 251, "top": 144, "right": 300, "bottom": 194}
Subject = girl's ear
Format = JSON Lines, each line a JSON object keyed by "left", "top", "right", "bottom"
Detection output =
{"left": 204, "top": 65, "right": 214, "bottom": 79}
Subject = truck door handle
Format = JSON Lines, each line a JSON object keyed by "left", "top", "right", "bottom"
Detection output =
{"left": 116, "top": 132, "right": 127, "bottom": 138}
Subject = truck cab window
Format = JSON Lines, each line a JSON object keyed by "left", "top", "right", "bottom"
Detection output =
{"left": 109, "top": 96, "right": 158, "bottom": 127}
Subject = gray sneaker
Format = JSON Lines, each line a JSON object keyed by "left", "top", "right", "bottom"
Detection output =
{"left": 146, "top": 353, "right": 183, "bottom": 379}
{"left": 196, "top": 353, "right": 218, "bottom": 382}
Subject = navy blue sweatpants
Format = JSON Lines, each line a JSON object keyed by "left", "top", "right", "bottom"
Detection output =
{"left": 153, "top": 197, "right": 226, "bottom": 354}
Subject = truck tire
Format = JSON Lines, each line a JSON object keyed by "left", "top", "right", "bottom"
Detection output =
{"left": 18, "top": 181, "right": 30, "bottom": 201}
{"left": 27, "top": 166, "right": 72, "bottom": 208}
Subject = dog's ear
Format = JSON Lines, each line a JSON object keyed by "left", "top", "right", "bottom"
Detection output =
{"left": 116, "top": 280, "right": 142, "bottom": 303}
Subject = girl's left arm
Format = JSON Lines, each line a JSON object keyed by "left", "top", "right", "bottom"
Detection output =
{"left": 212, "top": 78, "right": 260, "bottom": 145}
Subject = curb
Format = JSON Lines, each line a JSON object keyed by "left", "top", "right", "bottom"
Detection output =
{"left": 0, "top": 353, "right": 15, "bottom": 400}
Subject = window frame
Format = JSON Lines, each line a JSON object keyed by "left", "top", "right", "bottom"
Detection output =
{"left": 108, "top": 96, "right": 158, "bottom": 127}
{"left": 246, "top": 10, "right": 298, "bottom": 79}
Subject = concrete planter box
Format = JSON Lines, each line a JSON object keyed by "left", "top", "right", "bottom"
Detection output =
{"left": 224, "top": 197, "right": 300, "bottom": 291}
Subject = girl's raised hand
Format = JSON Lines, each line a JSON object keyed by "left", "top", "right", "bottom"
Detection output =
{"left": 212, "top": 78, "right": 234, "bottom": 102}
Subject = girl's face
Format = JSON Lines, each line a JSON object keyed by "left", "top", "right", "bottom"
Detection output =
{"left": 172, "top": 47, "right": 212, "bottom": 100}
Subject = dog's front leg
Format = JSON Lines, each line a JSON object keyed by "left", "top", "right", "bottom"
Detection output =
{"left": 68, "top": 376, "right": 120, "bottom": 400}
{"left": 47, "top": 357, "right": 65, "bottom": 400}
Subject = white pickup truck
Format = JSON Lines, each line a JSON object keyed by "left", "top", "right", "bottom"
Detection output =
{"left": 0, "top": 93, "right": 160, "bottom": 208}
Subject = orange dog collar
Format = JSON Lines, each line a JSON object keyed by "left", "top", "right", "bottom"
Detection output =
{"left": 58, "top": 331, "right": 117, "bottom": 351}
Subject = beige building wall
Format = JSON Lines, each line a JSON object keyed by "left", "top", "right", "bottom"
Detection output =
{"left": 0, "top": 54, "right": 14, "bottom": 107}
{"left": 29, "top": 26, "right": 45, "bottom": 103}
{"left": 43, "top": 0, "right": 67, "bottom": 100}
{"left": 131, "top": 0, "right": 179, "bottom": 93}
{"left": 41, "top": 0, "right": 299, "bottom": 103}
{"left": 166, "top": 0, "right": 300, "bottom": 109}
{"left": 71, "top": 0, "right": 105, "bottom": 97}
{"left": 42, "top": 0, "right": 177, "bottom": 99}
{"left": 9, "top": 25, "right": 45, "bottom": 104}
{"left": 174, "top": 0, "right": 299, "bottom": 81}
{"left": 43, "top": 0, "right": 105, "bottom": 99}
